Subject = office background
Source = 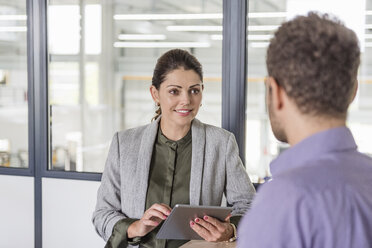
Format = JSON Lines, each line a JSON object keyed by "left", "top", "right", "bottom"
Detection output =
{"left": 0, "top": 0, "right": 371, "bottom": 247}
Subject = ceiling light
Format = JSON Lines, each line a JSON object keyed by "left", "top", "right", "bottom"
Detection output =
{"left": 248, "top": 12, "right": 287, "bottom": 18}
{"left": 0, "top": 26, "right": 27, "bottom": 32}
{"left": 114, "top": 11, "right": 372, "bottom": 21}
{"left": 118, "top": 34, "right": 166, "bottom": 40}
{"left": 248, "top": 25, "right": 279, "bottom": 31}
{"left": 114, "top": 13, "right": 222, "bottom": 21}
{"left": 167, "top": 26, "right": 222, "bottom": 32}
{"left": 0, "top": 15, "right": 27, "bottom": 21}
{"left": 210, "top": 34, "right": 222, "bottom": 40}
{"left": 249, "top": 42, "right": 270, "bottom": 48}
{"left": 114, "top": 41, "right": 211, "bottom": 48}
{"left": 211, "top": 34, "right": 273, "bottom": 41}
{"left": 248, "top": 34, "right": 273, "bottom": 40}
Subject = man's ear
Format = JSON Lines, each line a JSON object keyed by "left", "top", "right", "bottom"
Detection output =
{"left": 350, "top": 80, "right": 358, "bottom": 103}
{"left": 150, "top": 85, "right": 160, "bottom": 103}
{"left": 268, "top": 77, "right": 284, "bottom": 111}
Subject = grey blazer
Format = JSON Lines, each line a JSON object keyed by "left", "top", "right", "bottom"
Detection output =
{"left": 92, "top": 118, "right": 255, "bottom": 242}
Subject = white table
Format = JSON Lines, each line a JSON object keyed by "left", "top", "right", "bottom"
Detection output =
{"left": 180, "top": 240, "right": 236, "bottom": 248}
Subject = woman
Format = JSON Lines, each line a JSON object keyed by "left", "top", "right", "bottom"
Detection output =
{"left": 92, "top": 49, "right": 255, "bottom": 248}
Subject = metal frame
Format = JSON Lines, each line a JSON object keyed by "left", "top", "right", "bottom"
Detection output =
{"left": 31, "top": 0, "right": 47, "bottom": 246}
{"left": 222, "top": 0, "right": 248, "bottom": 163}
{"left": 42, "top": 170, "right": 102, "bottom": 181}
{"left": 0, "top": 166, "right": 33, "bottom": 176}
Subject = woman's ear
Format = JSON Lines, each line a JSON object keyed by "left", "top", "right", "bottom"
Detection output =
{"left": 150, "top": 85, "right": 160, "bottom": 104}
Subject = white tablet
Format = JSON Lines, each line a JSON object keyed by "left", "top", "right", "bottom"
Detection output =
{"left": 156, "top": 204, "right": 233, "bottom": 240}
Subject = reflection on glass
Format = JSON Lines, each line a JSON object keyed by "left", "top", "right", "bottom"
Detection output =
{"left": 246, "top": 0, "right": 372, "bottom": 183}
{"left": 0, "top": 1, "right": 28, "bottom": 168}
{"left": 48, "top": 0, "right": 223, "bottom": 173}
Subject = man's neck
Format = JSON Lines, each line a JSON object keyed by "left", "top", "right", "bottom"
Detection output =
{"left": 286, "top": 115, "right": 346, "bottom": 146}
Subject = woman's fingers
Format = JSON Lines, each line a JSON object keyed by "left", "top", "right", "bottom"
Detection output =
{"left": 151, "top": 203, "right": 172, "bottom": 215}
{"left": 202, "top": 215, "right": 226, "bottom": 232}
{"left": 159, "top": 203, "right": 173, "bottom": 213}
{"left": 144, "top": 208, "right": 167, "bottom": 221}
{"left": 190, "top": 220, "right": 214, "bottom": 241}
{"left": 142, "top": 203, "right": 172, "bottom": 224}
{"left": 130, "top": 203, "right": 172, "bottom": 238}
{"left": 224, "top": 214, "right": 232, "bottom": 222}
{"left": 195, "top": 217, "right": 219, "bottom": 233}
{"left": 190, "top": 216, "right": 233, "bottom": 242}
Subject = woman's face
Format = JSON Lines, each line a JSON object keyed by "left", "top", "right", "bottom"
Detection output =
{"left": 150, "top": 68, "right": 203, "bottom": 128}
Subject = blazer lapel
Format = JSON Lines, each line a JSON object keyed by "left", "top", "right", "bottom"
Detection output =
{"left": 190, "top": 119, "right": 205, "bottom": 205}
{"left": 133, "top": 118, "right": 159, "bottom": 217}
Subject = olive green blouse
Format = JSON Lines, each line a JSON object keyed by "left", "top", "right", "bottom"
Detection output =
{"left": 105, "top": 127, "right": 192, "bottom": 248}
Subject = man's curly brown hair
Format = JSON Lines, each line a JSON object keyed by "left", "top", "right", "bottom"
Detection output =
{"left": 266, "top": 12, "right": 360, "bottom": 118}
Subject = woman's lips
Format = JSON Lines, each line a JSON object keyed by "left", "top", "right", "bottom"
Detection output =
{"left": 175, "top": 109, "right": 192, "bottom": 116}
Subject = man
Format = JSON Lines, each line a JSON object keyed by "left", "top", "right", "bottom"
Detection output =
{"left": 238, "top": 13, "right": 372, "bottom": 247}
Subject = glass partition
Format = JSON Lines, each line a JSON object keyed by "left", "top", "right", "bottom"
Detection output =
{"left": 246, "top": 0, "right": 372, "bottom": 182}
{"left": 0, "top": 0, "right": 28, "bottom": 168}
{"left": 48, "top": 0, "right": 223, "bottom": 173}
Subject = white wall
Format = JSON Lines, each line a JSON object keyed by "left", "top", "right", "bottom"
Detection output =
{"left": 42, "top": 178, "right": 105, "bottom": 248}
{"left": 0, "top": 175, "right": 34, "bottom": 248}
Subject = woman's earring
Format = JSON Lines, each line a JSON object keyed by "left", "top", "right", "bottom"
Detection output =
{"left": 200, "top": 103, "right": 202, "bottom": 107}
{"left": 156, "top": 102, "right": 160, "bottom": 106}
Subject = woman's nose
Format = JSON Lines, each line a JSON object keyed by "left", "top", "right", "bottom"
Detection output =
{"left": 180, "top": 92, "right": 191, "bottom": 105}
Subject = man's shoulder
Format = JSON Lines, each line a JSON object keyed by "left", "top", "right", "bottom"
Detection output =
{"left": 262, "top": 153, "right": 372, "bottom": 211}
{"left": 256, "top": 164, "right": 341, "bottom": 207}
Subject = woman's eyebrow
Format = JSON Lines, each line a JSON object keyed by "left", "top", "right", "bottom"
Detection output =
{"left": 166, "top": 83, "right": 202, "bottom": 88}
{"left": 189, "top": 83, "right": 202, "bottom": 88}
{"left": 166, "top": 84, "right": 182, "bottom": 88}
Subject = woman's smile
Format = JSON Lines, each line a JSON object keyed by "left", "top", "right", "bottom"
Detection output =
{"left": 175, "top": 109, "right": 193, "bottom": 116}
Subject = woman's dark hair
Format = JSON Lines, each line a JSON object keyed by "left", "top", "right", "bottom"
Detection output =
{"left": 151, "top": 49, "right": 203, "bottom": 120}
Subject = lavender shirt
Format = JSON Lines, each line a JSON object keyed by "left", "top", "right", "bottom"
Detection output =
{"left": 238, "top": 127, "right": 372, "bottom": 248}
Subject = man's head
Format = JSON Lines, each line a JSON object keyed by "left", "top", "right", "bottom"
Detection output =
{"left": 266, "top": 12, "right": 360, "bottom": 142}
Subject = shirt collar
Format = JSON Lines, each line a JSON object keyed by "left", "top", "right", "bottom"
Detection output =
{"left": 270, "top": 126, "right": 357, "bottom": 177}
{"left": 158, "top": 126, "right": 192, "bottom": 149}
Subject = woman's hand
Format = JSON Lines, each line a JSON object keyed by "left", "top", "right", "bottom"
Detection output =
{"left": 127, "top": 203, "right": 172, "bottom": 238}
{"left": 189, "top": 215, "right": 233, "bottom": 242}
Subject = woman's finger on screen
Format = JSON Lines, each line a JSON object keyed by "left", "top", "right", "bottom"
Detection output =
{"left": 202, "top": 215, "right": 225, "bottom": 232}
{"left": 189, "top": 220, "right": 214, "bottom": 241}
{"left": 194, "top": 217, "right": 219, "bottom": 234}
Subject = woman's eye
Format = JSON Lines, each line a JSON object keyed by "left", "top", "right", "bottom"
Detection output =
{"left": 169, "top": 89, "right": 178, "bottom": 95}
{"left": 191, "top": 89, "right": 200, "bottom": 94}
